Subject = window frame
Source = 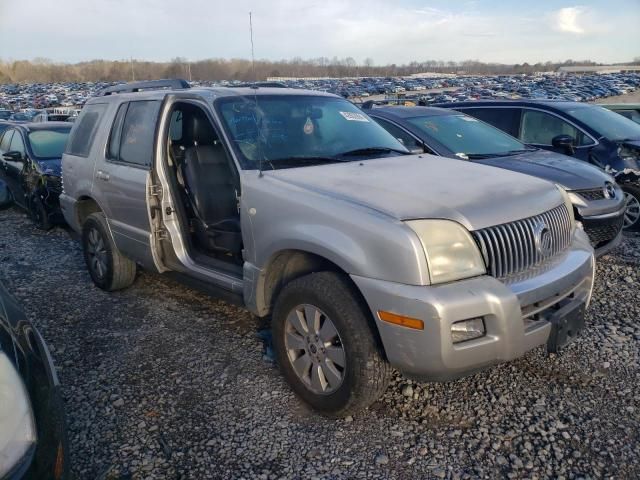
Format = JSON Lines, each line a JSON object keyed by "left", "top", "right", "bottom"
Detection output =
{"left": 65, "top": 102, "right": 108, "bottom": 158}
{"left": 106, "top": 100, "right": 161, "bottom": 170}
{"left": 519, "top": 107, "right": 597, "bottom": 148}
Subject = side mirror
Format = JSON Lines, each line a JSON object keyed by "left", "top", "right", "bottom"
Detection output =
{"left": 2, "top": 151, "right": 24, "bottom": 162}
{"left": 551, "top": 135, "right": 575, "bottom": 155}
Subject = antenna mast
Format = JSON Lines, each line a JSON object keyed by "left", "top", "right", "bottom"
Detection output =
{"left": 249, "top": 12, "right": 256, "bottom": 81}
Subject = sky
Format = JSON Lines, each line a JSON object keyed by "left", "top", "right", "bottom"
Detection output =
{"left": 0, "top": 0, "right": 638, "bottom": 65}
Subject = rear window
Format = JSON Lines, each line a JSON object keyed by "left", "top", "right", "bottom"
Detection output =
{"left": 28, "top": 129, "right": 71, "bottom": 159}
{"left": 65, "top": 103, "right": 107, "bottom": 157}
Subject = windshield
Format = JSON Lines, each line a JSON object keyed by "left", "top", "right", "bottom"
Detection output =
{"left": 28, "top": 129, "right": 71, "bottom": 159}
{"left": 566, "top": 105, "right": 640, "bottom": 141}
{"left": 216, "top": 95, "right": 408, "bottom": 169}
{"left": 406, "top": 114, "right": 526, "bottom": 157}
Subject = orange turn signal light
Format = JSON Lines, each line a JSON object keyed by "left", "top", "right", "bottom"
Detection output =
{"left": 378, "top": 311, "right": 424, "bottom": 330}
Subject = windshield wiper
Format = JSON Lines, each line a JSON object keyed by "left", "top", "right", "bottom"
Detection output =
{"left": 466, "top": 149, "right": 536, "bottom": 160}
{"left": 336, "top": 147, "right": 410, "bottom": 157}
{"left": 267, "top": 156, "right": 347, "bottom": 169}
{"left": 465, "top": 153, "right": 498, "bottom": 159}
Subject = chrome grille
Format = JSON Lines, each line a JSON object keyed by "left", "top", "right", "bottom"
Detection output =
{"left": 473, "top": 204, "right": 572, "bottom": 279}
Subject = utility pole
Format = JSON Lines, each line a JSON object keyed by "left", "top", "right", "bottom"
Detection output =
{"left": 130, "top": 57, "right": 135, "bottom": 81}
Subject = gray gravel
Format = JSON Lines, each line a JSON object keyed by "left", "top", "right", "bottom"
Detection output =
{"left": 1, "top": 206, "right": 639, "bottom": 479}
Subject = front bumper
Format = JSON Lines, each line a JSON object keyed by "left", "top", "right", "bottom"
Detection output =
{"left": 352, "top": 229, "right": 595, "bottom": 381}
{"left": 580, "top": 206, "right": 625, "bottom": 257}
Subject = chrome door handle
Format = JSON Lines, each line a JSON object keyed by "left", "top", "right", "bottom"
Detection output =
{"left": 96, "top": 170, "right": 110, "bottom": 181}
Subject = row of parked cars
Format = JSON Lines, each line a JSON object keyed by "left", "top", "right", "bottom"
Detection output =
{"left": 1, "top": 78, "right": 639, "bottom": 477}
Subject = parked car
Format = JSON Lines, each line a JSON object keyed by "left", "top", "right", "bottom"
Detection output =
{"left": 601, "top": 104, "right": 640, "bottom": 124}
{"left": 0, "top": 279, "right": 69, "bottom": 479}
{"left": 0, "top": 122, "right": 71, "bottom": 229}
{"left": 61, "top": 80, "right": 595, "bottom": 416}
{"left": 365, "top": 105, "right": 626, "bottom": 256}
{"left": 435, "top": 100, "right": 640, "bottom": 231}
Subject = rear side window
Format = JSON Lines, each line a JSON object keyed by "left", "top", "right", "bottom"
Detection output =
{"left": 108, "top": 100, "right": 161, "bottom": 167}
{"left": 9, "top": 131, "right": 25, "bottom": 154}
{"left": 460, "top": 107, "right": 521, "bottom": 137}
{"left": 66, "top": 103, "right": 107, "bottom": 157}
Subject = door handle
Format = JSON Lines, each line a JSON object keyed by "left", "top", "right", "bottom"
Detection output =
{"left": 96, "top": 170, "right": 110, "bottom": 181}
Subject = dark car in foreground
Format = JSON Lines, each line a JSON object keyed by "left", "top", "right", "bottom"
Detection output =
{"left": 0, "top": 279, "right": 69, "bottom": 479}
{"left": 366, "top": 105, "right": 626, "bottom": 256}
{"left": 0, "top": 122, "right": 71, "bottom": 229}
{"left": 435, "top": 100, "right": 640, "bottom": 231}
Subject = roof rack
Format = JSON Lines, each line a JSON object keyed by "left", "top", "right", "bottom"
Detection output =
{"left": 96, "top": 79, "right": 190, "bottom": 96}
{"left": 232, "top": 81, "right": 288, "bottom": 89}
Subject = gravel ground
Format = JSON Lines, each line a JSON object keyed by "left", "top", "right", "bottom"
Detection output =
{"left": 0, "top": 206, "right": 639, "bottom": 480}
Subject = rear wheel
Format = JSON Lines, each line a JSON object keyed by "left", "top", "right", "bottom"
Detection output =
{"left": 82, "top": 212, "right": 137, "bottom": 291}
{"left": 272, "top": 272, "right": 391, "bottom": 417}
{"left": 622, "top": 185, "right": 640, "bottom": 231}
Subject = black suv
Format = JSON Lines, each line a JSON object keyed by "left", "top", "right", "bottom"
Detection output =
{"left": 435, "top": 100, "right": 640, "bottom": 231}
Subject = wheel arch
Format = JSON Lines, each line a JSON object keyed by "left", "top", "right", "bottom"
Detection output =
{"left": 75, "top": 196, "right": 104, "bottom": 228}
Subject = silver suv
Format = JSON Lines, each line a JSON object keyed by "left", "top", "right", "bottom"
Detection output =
{"left": 61, "top": 80, "right": 595, "bottom": 416}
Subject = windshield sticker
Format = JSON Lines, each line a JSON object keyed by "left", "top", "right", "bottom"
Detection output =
{"left": 303, "top": 117, "right": 314, "bottom": 135}
{"left": 461, "top": 116, "right": 478, "bottom": 122}
{"left": 339, "top": 111, "right": 369, "bottom": 122}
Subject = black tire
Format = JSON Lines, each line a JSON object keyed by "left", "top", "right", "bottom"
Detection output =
{"left": 622, "top": 185, "right": 640, "bottom": 232}
{"left": 272, "top": 271, "right": 391, "bottom": 417}
{"left": 29, "top": 194, "right": 53, "bottom": 230}
{"left": 82, "top": 212, "right": 137, "bottom": 291}
{"left": 0, "top": 182, "right": 12, "bottom": 210}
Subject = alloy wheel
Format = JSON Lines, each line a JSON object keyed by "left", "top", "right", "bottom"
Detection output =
{"left": 86, "top": 228, "right": 108, "bottom": 279}
{"left": 623, "top": 192, "right": 640, "bottom": 229}
{"left": 284, "top": 304, "right": 346, "bottom": 395}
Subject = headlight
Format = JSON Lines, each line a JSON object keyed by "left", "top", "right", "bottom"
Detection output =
{"left": 0, "top": 352, "right": 36, "bottom": 477}
{"left": 555, "top": 184, "right": 576, "bottom": 234}
{"left": 406, "top": 219, "right": 486, "bottom": 284}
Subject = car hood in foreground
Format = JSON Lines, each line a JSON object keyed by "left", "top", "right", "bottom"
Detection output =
{"left": 476, "top": 149, "right": 613, "bottom": 191}
{"left": 266, "top": 154, "right": 562, "bottom": 231}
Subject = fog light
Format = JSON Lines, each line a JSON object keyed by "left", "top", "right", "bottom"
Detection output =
{"left": 451, "top": 318, "right": 485, "bottom": 343}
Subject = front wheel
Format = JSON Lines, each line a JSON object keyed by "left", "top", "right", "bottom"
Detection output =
{"left": 272, "top": 272, "right": 391, "bottom": 417}
{"left": 622, "top": 185, "right": 640, "bottom": 231}
{"left": 29, "top": 194, "right": 52, "bottom": 230}
{"left": 82, "top": 212, "right": 137, "bottom": 291}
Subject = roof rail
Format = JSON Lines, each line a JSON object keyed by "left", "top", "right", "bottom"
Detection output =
{"left": 96, "top": 79, "right": 190, "bottom": 96}
{"left": 233, "top": 81, "right": 288, "bottom": 89}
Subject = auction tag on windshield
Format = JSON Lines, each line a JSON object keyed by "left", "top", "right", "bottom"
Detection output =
{"left": 339, "top": 111, "right": 369, "bottom": 122}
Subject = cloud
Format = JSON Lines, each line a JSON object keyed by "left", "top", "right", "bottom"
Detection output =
{"left": 552, "top": 6, "right": 587, "bottom": 34}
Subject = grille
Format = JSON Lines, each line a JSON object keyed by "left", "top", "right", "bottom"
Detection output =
{"left": 584, "top": 219, "right": 623, "bottom": 248}
{"left": 473, "top": 204, "right": 572, "bottom": 279}
{"left": 576, "top": 188, "right": 605, "bottom": 201}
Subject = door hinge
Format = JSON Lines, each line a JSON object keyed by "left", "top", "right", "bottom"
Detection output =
{"left": 148, "top": 184, "right": 163, "bottom": 197}
{"left": 154, "top": 227, "right": 168, "bottom": 240}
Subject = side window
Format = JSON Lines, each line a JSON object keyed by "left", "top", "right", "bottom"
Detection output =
{"left": 461, "top": 108, "right": 521, "bottom": 137}
{"left": 9, "top": 131, "right": 25, "bottom": 154}
{"left": 107, "top": 103, "right": 128, "bottom": 160}
{"left": 169, "top": 110, "right": 183, "bottom": 142}
{"left": 0, "top": 130, "right": 13, "bottom": 152}
{"left": 66, "top": 103, "right": 107, "bottom": 157}
{"left": 374, "top": 117, "right": 423, "bottom": 151}
{"left": 520, "top": 110, "right": 593, "bottom": 146}
{"left": 118, "top": 100, "right": 161, "bottom": 167}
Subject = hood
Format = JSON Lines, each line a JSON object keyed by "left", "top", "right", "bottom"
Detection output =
{"left": 477, "top": 149, "right": 612, "bottom": 191}
{"left": 35, "top": 158, "right": 62, "bottom": 177}
{"left": 265, "top": 154, "right": 562, "bottom": 231}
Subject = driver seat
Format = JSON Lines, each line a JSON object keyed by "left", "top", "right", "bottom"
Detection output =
{"left": 181, "top": 116, "right": 242, "bottom": 256}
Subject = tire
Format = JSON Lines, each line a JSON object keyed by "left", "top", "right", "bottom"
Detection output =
{"left": 272, "top": 271, "right": 391, "bottom": 417}
{"left": 82, "top": 212, "right": 137, "bottom": 291}
{"left": 29, "top": 194, "right": 53, "bottom": 230}
{"left": 622, "top": 185, "right": 640, "bottom": 232}
{"left": 0, "top": 181, "right": 12, "bottom": 210}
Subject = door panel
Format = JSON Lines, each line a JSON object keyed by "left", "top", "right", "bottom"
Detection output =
{"left": 5, "top": 131, "right": 27, "bottom": 205}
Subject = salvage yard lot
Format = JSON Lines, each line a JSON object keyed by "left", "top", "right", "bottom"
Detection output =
{"left": 1, "top": 206, "right": 639, "bottom": 479}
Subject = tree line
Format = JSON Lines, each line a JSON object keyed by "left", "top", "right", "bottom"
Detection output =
{"left": 0, "top": 57, "right": 637, "bottom": 84}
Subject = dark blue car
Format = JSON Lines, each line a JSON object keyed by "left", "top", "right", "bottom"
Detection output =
{"left": 365, "top": 105, "right": 626, "bottom": 256}
{"left": 0, "top": 122, "right": 71, "bottom": 229}
{"left": 434, "top": 100, "right": 640, "bottom": 231}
